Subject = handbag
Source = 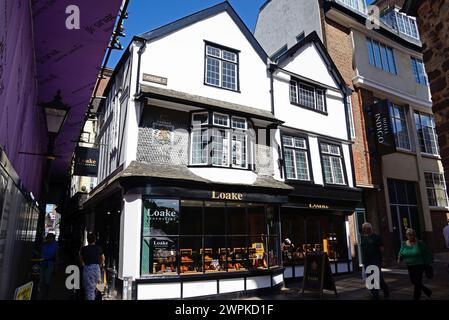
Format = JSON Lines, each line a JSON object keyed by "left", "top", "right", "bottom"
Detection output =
{"left": 96, "top": 268, "right": 107, "bottom": 293}
{"left": 424, "top": 264, "right": 434, "bottom": 279}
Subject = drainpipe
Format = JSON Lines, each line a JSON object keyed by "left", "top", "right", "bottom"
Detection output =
{"left": 134, "top": 36, "right": 147, "bottom": 98}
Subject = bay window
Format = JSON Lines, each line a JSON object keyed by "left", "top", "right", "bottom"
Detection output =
{"left": 190, "top": 112, "right": 250, "bottom": 169}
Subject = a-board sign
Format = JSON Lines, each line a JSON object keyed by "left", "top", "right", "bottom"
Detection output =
{"left": 301, "top": 252, "right": 337, "bottom": 298}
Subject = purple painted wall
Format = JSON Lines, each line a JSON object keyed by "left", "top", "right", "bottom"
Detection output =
{"left": 0, "top": 0, "right": 47, "bottom": 199}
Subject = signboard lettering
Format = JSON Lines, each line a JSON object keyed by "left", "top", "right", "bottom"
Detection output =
{"left": 143, "top": 73, "right": 168, "bottom": 85}
{"left": 73, "top": 147, "right": 99, "bottom": 177}
{"left": 211, "top": 191, "right": 243, "bottom": 200}
{"left": 368, "top": 100, "right": 396, "bottom": 156}
{"left": 309, "top": 204, "right": 330, "bottom": 209}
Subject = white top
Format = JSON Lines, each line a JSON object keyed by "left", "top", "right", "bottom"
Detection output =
{"left": 443, "top": 224, "right": 449, "bottom": 249}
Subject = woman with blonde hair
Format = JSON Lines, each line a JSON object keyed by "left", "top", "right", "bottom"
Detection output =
{"left": 397, "top": 228, "right": 433, "bottom": 300}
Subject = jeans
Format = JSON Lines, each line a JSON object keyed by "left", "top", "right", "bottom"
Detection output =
{"left": 407, "top": 264, "right": 432, "bottom": 300}
{"left": 39, "top": 262, "right": 54, "bottom": 300}
{"left": 83, "top": 264, "right": 100, "bottom": 301}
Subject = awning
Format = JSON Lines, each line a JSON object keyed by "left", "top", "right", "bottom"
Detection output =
{"left": 32, "top": 0, "right": 123, "bottom": 183}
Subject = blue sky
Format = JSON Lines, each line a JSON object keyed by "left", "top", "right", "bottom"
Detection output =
{"left": 108, "top": 0, "right": 377, "bottom": 68}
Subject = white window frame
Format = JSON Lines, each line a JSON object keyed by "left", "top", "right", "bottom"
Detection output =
{"left": 389, "top": 104, "right": 411, "bottom": 151}
{"left": 290, "top": 80, "right": 326, "bottom": 113}
{"left": 414, "top": 112, "right": 440, "bottom": 156}
{"left": 424, "top": 172, "right": 449, "bottom": 208}
{"left": 282, "top": 135, "right": 311, "bottom": 181}
{"left": 320, "top": 143, "right": 346, "bottom": 185}
{"left": 205, "top": 44, "right": 238, "bottom": 91}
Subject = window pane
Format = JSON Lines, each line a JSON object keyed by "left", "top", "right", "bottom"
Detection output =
{"left": 331, "top": 156, "right": 345, "bottom": 184}
{"left": 290, "top": 81, "right": 298, "bottom": 103}
{"left": 283, "top": 148, "right": 296, "bottom": 179}
{"left": 294, "top": 137, "right": 306, "bottom": 149}
{"left": 206, "top": 57, "right": 220, "bottom": 86}
{"left": 386, "top": 48, "right": 397, "bottom": 74}
{"left": 366, "top": 39, "right": 375, "bottom": 66}
{"left": 231, "top": 117, "right": 246, "bottom": 130}
{"left": 228, "top": 203, "right": 246, "bottom": 235}
{"left": 204, "top": 237, "right": 226, "bottom": 272}
{"left": 411, "top": 58, "right": 420, "bottom": 83}
{"left": 372, "top": 41, "right": 382, "bottom": 68}
{"left": 211, "top": 129, "right": 229, "bottom": 166}
{"left": 192, "top": 113, "right": 208, "bottom": 126}
{"left": 380, "top": 44, "right": 389, "bottom": 72}
{"left": 248, "top": 204, "right": 265, "bottom": 236}
{"left": 295, "top": 150, "right": 310, "bottom": 181}
{"left": 282, "top": 136, "right": 293, "bottom": 147}
{"left": 204, "top": 201, "right": 226, "bottom": 235}
{"left": 191, "top": 129, "right": 208, "bottom": 164}
{"left": 180, "top": 237, "right": 202, "bottom": 274}
{"left": 142, "top": 236, "right": 178, "bottom": 275}
{"left": 143, "top": 199, "right": 179, "bottom": 236}
{"left": 316, "top": 89, "right": 325, "bottom": 112}
{"left": 417, "top": 60, "right": 427, "bottom": 84}
{"left": 228, "top": 236, "right": 248, "bottom": 271}
{"left": 322, "top": 155, "right": 333, "bottom": 184}
{"left": 213, "top": 113, "right": 229, "bottom": 126}
{"left": 232, "top": 133, "right": 246, "bottom": 168}
{"left": 222, "top": 61, "right": 237, "bottom": 90}
{"left": 298, "top": 83, "right": 315, "bottom": 109}
{"left": 222, "top": 50, "right": 236, "bottom": 62}
{"left": 180, "top": 202, "right": 202, "bottom": 235}
{"left": 249, "top": 236, "right": 268, "bottom": 270}
{"left": 207, "top": 46, "right": 220, "bottom": 57}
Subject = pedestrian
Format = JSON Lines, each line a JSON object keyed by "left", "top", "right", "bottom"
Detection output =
{"left": 39, "top": 232, "right": 58, "bottom": 300}
{"left": 361, "top": 222, "right": 390, "bottom": 299}
{"left": 443, "top": 219, "right": 449, "bottom": 272}
{"left": 397, "top": 228, "right": 433, "bottom": 300}
{"left": 79, "top": 233, "right": 105, "bottom": 300}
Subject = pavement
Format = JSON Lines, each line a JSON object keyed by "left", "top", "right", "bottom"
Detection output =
{"left": 238, "top": 252, "right": 449, "bottom": 300}
{"left": 41, "top": 252, "right": 449, "bottom": 300}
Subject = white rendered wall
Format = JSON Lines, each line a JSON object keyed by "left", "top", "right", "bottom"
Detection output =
{"left": 189, "top": 167, "right": 258, "bottom": 185}
{"left": 138, "top": 11, "right": 271, "bottom": 112}
{"left": 119, "top": 194, "right": 142, "bottom": 280}
{"left": 342, "top": 144, "right": 354, "bottom": 188}
{"left": 308, "top": 136, "right": 324, "bottom": 185}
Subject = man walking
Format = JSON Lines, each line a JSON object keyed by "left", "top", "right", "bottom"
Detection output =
{"left": 39, "top": 232, "right": 58, "bottom": 300}
{"left": 361, "top": 222, "right": 390, "bottom": 299}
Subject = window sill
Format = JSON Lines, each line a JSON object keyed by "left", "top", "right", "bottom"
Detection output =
{"left": 188, "top": 164, "right": 253, "bottom": 171}
{"left": 290, "top": 102, "right": 328, "bottom": 115}
{"left": 204, "top": 82, "right": 241, "bottom": 94}
{"left": 420, "top": 153, "right": 441, "bottom": 160}
{"left": 395, "top": 148, "right": 416, "bottom": 156}
{"left": 428, "top": 206, "right": 449, "bottom": 211}
{"left": 284, "top": 179, "right": 314, "bottom": 185}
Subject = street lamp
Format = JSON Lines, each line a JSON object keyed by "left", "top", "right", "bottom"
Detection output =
{"left": 34, "top": 91, "right": 70, "bottom": 248}
{"left": 42, "top": 90, "right": 70, "bottom": 136}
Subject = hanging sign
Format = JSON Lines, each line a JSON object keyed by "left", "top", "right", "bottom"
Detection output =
{"left": 369, "top": 100, "right": 396, "bottom": 156}
{"left": 73, "top": 147, "right": 99, "bottom": 177}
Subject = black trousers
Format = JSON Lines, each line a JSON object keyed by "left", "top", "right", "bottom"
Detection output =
{"left": 407, "top": 265, "right": 432, "bottom": 300}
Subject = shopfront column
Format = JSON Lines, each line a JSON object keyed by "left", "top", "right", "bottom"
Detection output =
{"left": 119, "top": 193, "right": 142, "bottom": 280}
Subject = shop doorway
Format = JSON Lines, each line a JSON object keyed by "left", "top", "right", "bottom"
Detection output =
{"left": 387, "top": 179, "right": 420, "bottom": 254}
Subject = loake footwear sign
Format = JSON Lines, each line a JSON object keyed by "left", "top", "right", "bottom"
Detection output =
{"left": 211, "top": 191, "right": 243, "bottom": 200}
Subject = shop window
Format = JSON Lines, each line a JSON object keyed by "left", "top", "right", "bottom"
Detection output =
{"left": 141, "top": 199, "right": 179, "bottom": 275}
{"left": 141, "top": 199, "right": 280, "bottom": 276}
{"left": 280, "top": 210, "right": 349, "bottom": 265}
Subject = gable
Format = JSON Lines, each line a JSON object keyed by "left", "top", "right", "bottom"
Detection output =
{"left": 139, "top": 1, "right": 268, "bottom": 62}
{"left": 279, "top": 42, "right": 339, "bottom": 89}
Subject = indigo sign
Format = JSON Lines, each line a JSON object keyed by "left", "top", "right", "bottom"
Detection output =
{"left": 369, "top": 100, "right": 396, "bottom": 156}
{"left": 73, "top": 147, "right": 99, "bottom": 177}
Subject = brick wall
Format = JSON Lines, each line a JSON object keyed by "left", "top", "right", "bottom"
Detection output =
{"left": 323, "top": 18, "right": 374, "bottom": 188}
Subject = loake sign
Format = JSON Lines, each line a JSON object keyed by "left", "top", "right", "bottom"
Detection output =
{"left": 211, "top": 191, "right": 243, "bottom": 201}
